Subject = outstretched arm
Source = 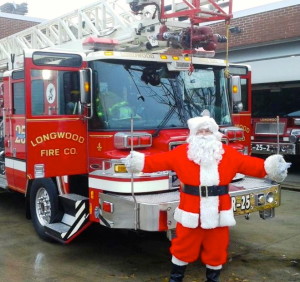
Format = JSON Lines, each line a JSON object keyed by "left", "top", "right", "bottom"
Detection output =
{"left": 122, "top": 148, "right": 178, "bottom": 173}
{"left": 231, "top": 147, "right": 291, "bottom": 182}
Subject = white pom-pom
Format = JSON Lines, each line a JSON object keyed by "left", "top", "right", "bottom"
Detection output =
{"left": 264, "top": 154, "right": 290, "bottom": 182}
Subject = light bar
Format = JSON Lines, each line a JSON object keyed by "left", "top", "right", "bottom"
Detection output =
{"left": 114, "top": 132, "right": 152, "bottom": 149}
{"left": 82, "top": 37, "right": 119, "bottom": 51}
{"left": 220, "top": 127, "right": 244, "bottom": 141}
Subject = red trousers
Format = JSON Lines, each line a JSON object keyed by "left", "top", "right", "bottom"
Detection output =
{"left": 170, "top": 223, "right": 229, "bottom": 267}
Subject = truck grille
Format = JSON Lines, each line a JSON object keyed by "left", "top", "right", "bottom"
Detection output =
{"left": 255, "top": 122, "right": 285, "bottom": 135}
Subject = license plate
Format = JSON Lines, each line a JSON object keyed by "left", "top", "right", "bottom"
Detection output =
{"left": 231, "top": 194, "right": 254, "bottom": 215}
{"left": 252, "top": 143, "right": 272, "bottom": 152}
{"left": 252, "top": 143, "right": 295, "bottom": 154}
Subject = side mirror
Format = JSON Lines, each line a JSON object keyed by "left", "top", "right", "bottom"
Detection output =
{"left": 79, "top": 69, "right": 91, "bottom": 104}
{"left": 230, "top": 76, "right": 243, "bottom": 112}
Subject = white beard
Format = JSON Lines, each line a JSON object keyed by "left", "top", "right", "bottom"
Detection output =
{"left": 187, "top": 134, "right": 224, "bottom": 167}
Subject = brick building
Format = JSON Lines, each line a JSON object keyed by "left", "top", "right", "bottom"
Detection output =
{"left": 0, "top": 12, "right": 42, "bottom": 39}
{"left": 210, "top": 0, "right": 300, "bottom": 87}
{"left": 210, "top": 0, "right": 300, "bottom": 153}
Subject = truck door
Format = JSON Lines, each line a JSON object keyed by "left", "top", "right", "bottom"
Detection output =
{"left": 230, "top": 65, "right": 252, "bottom": 150}
{"left": 25, "top": 51, "right": 88, "bottom": 179}
{"left": 3, "top": 70, "right": 27, "bottom": 189}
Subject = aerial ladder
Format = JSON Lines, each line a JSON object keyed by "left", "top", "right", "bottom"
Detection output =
{"left": 0, "top": 0, "right": 232, "bottom": 71}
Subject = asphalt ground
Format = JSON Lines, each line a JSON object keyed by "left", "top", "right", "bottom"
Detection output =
{"left": 0, "top": 189, "right": 299, "bottom": 282}
{"left": 280, "top": 162, "right": 300, "bottom": 192}
{"left": 0, "top": 160, "right": 299, "bottom": 281}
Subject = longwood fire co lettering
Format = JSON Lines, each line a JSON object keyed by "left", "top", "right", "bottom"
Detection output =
{"left": 30, "top": 132, "right": 85, "bottom": 157}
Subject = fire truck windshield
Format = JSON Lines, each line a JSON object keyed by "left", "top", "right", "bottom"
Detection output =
{"left": 89, "top": 60, "right": 231, "bottom": 130}
{"left": 252, "top": 88, "right": 300, "bottom": 118}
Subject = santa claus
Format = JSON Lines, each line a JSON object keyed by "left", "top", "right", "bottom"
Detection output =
{"left": 123, "top": 116, "right": 290, "bottom": 282}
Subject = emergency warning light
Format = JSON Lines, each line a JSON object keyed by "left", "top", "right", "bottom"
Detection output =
{"left": 79, "top": 69, "right": 91, "bottom": 104}
{"left": 220, "top": 127, "right": 244, "bottom": 141}
{"left": 230, "top": 76, "right": 242, "bottom": 102}
{"left": 83, "top": 37, "right": 119, "bottom": 51}
{"left": 114, "top": 132, "right": 152, "bottom": 149}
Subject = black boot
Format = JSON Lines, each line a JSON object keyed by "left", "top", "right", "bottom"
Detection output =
{"left": 205, "top": 267, "right": 221, "bottom": 282}
{"left": 169, "top": 263, "right": 187, "bottom": 282}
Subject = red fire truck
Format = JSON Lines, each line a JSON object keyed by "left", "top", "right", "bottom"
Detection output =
{"left": 251, "top": 83, "right": 300, "bottom": 158}
{"left": 0, "top": 0, "right": 280, "bottom": 243}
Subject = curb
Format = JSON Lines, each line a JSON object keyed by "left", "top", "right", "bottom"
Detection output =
{"left": 281, "top": 182, "right": 300, "bottom": 192}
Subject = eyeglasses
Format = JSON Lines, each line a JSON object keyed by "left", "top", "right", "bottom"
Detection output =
{"left": 196, "top": 129, "right": 213, "bottom": 135}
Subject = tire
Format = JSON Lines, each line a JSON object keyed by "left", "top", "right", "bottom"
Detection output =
{"left": 30, "top": 178, "right": 60, "bottom": 242}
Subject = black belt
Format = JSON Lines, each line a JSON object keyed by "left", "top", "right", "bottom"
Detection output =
{"left": 182, "top": 184, "right": 229, "bottom": 197}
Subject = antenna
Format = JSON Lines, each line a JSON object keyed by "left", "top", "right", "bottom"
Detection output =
{"left": 130, "top": 115, "right": 139, "bottom": 229}
{"left": 276, "top": 116, "right": 280, "bottom": 154}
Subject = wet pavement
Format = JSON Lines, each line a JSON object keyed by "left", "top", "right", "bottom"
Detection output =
{"left": 0, "top": 164, "right": 299, "bottom": 282}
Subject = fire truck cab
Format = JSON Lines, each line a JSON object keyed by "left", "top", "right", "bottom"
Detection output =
{"left": 251, "top": 83, "right": 300, "bottom": 158}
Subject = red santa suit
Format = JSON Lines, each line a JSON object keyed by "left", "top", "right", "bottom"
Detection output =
{"left": 124, "top": 116, "right": 289, "bottom": 272}
{"left": 140, "top": 143, "right": 267, "bottom": 268}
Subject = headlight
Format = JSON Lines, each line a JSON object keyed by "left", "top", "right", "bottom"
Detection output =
{"left": 294, "top": 118, "right": 300, "bottom": 126}
{"left": 257, "top": 194, "right": 265, "bottom": 205}
{"left": 266, "top": 192, "right": 274, "bottom": 204}
{"left": 289, "top": 134, "right": 298, "bottom": 144}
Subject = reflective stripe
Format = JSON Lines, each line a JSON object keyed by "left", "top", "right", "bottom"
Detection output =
{"left": 5, "top": 158, "right": 26, "bottom": 172}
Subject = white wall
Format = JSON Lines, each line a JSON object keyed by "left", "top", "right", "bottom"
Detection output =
{"left": 247, "top": 56, "right": 300, "bottom": 84}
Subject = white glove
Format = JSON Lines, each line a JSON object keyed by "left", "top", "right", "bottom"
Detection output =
{"left": 121, "top": 151, "right": 145, "bottom": 173}
{"left": 264, "top": 154, "right": 291, "bottom": 183}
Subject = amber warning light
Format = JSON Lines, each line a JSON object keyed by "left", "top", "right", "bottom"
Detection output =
{"left": 84, "top": 81, "right": 90, "bottom": 92}
{"left": 232, "top": 85, "right": 239, "bottom": 94}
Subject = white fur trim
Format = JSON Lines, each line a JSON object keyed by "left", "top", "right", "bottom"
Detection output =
{"left": 199, "top": 161, "right": 220, "bottom": 229}
{"left": 200, "top": 196, "right": 219, "bottom": 229}
{"left": 201, "top": 162, "right": 220, "bottom": 186}
{"left": 122, "top": 151, "right": 145, "bottom": 173}
{"left": 219, "top": 207, "right": 236, "bottom": 227}
{"left": 206, "top": 264, "right": 222, "bottom": 270}
{"left": 172, "top": 256, "right": 188, "bottom": 266}
{"left": 187, "top": 116, "right": 219, "bottom": 135}
{"left": 264, "top": 154, "right": 288, "bottom": 182}
{"left": 174, "top": 207, "right": 199, "bottom": 228}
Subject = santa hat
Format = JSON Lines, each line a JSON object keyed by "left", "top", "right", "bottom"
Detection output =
{"left": 187, "top": 116, "right": 223, "bottom": 140}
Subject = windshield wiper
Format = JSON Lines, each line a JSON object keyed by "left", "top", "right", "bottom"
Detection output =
{"left": 152, "top": 78, "right": 186, "bottom": 137}
{"left": 171, "top": 79, "right": 187, "bottom": 124}
{"left": 124, "top": 65, "right": 145, "bottom": 102}
{"left": 152, "top": 105, "right": 176, "bottom": 137}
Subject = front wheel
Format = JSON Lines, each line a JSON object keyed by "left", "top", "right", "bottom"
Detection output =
{"left": 30, "top": 178, "right": 60, "bottom": 241}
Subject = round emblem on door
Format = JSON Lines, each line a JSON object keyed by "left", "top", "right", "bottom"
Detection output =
{"left": 46, "top": 83, "right": 56, "bottom": 104}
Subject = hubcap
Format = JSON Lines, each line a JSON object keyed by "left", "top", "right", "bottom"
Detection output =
{"left": 35, "top": 187, "right": 51, "bottom": 225}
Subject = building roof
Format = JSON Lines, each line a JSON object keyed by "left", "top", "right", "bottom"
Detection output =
{"left": 0, "top": 11, "right": 44, "bottom": 23}
{"left": 234, "top": 0, "right": 300, "bottom": 18}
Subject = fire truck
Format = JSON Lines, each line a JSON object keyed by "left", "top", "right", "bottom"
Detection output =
{"left": 251, "top": 83, "right": 300, "bottom": 158}
{"left": 0, "top": 0, "right": 281, "bottom": 244}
